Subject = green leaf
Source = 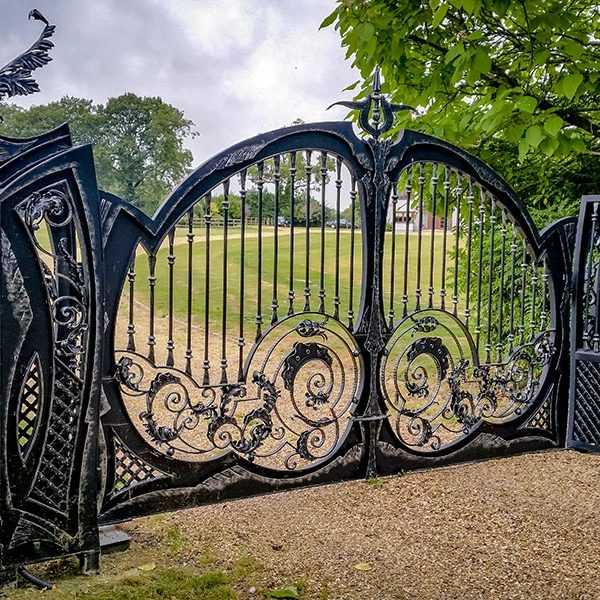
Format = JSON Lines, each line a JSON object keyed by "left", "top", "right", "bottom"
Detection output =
{"left": 518, "top": 137, "right": 529, "bottom": 159}
{"left": 525, "top": 125, "right": 544, "bottom": 148}
{"left": 444, "top": 42, "right": 465, "bottom": 65}
{"left": 319, "top": 8, "right": 338, "bottom": 29}
{"left": 540, "top": 136, "right": 560, "bottom": 156}
{"left": 543, "top": 115, "right": 563, "bottom": 137}
{"left": 269, "top": 586, "right": 300, "bottom": 599}
{"left": 357, "top": 22, "right": 376, "bottom": 43}
{"left": 559, "top": 72, "right": 584, "bottom": 100}
{"left": 432, "top": 3, "right": 449, "bottom": 27}
{"left": 472, "top": 49, "right": 491, "bottom": 75}
{"left": 462, "top": 0, "right": 479, "bottom": 14}
{"left": 515, "top": 96, "right": 537, "bottom": 114}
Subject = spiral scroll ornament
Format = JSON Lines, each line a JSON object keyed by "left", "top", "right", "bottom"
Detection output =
{"left": 381, "top": 311, "right": 554, "bottom": 452}
{"left": 115, "top": 314, "right": 363, "bottom": 471}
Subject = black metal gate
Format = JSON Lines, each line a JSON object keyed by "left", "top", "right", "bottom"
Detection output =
{"left": 0, "top": 10, "right": 587, "bottom": 581}
{"left": 568, "top": 195, "right": 600, "bottom": 449}
{"left": 97, "top": 73, "right": 574, "bottom": 524}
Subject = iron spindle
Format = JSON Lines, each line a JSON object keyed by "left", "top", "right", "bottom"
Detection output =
{"left": 530, "top": 255, "right": 538, "bottom": 342}
{"left": 464, "top": 177, "right": 474, "bottom": 327}
{"left": 415, "top": 163, "right": 425, "bottom": 311}
{"left": 440, "top": 166, "right": 450, "bottom": 310}
{"left": 203, "top": 193, "right": 212, "bottom": 385}
{"left": 348, "top": 176, "right": 357, "bottom": 330}
{"left": 388, "top": 179, "right": 398, "bottom": 327}
{"left": 185, "top": 208, "right": 194, "bottom": 375}
{"left": 271, "top": 157, "right": 280, "bottom": 324}
{"left": 497, "top": 210, "right": 507, "bottom": 361}
{"left": 475, "top": 186, "right": 485, "bottom": 350}
{"left": 288, "top": 151, "right": 297, "bottom": 315}
{"left": 166, "top": 229, "right": 176, "bottom": 367}
{"left": 238, "top": 169, "right": 247, "bottom": 380}
{"left": 402, "top": 165, "right": 412, "bottom": 317}
{"left": 304, "top": 150, "right": 312, "bottom": 312}
{"left": 452, "top": 173, "right": 462, "bottom": 317}
{"left": 126, "top": 261, "right": 136, "bottom": 351}
{"left": 147, "top": 253, "right": 157, "bottom": 364}
{"left": 519, "top": 239, "right": 527, "bottom": 346}
{"left": 221, "top": 180, "right": 230, "bottom": 383}
{"left": 485, "top": 197, "right": 496, "bottom": 363}
{"left": 334, "top": 156, "right": 342, "bottom": 320}
{"left": 428, "top": 163, "right": 438, "bottom": 309}
{"left": 256, "top": 162, "right": 264, "bottom": 341}
{"left": 508, "top": 221, "right": 517, "bottom": 353}
{"left": 319, "top": 152, "right": 327, "bottom": 314}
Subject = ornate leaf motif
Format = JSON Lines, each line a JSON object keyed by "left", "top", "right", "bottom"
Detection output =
{"left": 0, "top": 11, "right": 55, "bottom": 101}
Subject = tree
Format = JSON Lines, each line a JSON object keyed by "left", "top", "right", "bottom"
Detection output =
{"left": 0, "top": 94, "right": 195, "bottom": 214}
{"left": 322, "top": 0, "right": 600, "bottom": 223}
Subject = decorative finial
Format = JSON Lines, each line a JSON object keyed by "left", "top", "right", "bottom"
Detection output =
{"left": 328, "top": 66, "right": 414, "bottom": 139}
{"left": 0, "top": 9, "right": 55, "bottom": 101}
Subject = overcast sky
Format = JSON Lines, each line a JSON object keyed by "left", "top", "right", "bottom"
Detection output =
{"left": 0, "top": 0, "right": 358, "bottom": 165}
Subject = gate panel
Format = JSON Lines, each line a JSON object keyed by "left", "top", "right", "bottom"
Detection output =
{"left": 375, "top": 131, "right": 572, "bottom": 470}
{"left": 568, "top": 195, "right": 600, "bottom": 450}
{"left": 99, "top": 123, "right": 373, "bottom": 522}
{"left": 0, "top": 141, "right": 102, "bottom": 578}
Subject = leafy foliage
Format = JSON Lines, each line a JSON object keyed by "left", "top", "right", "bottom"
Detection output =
{"left": 322, "top": 0, "right": 600, "bottom": 223}
{"left": 323, "top": 0, "right": 599, "bottom": 157}
{"left": 0, "top": 94, "right": 195, "bottom": 214}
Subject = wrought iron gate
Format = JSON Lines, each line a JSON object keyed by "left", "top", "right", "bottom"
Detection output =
{"left": 568, "top": 195, "right": 600, "bottom": 449}
{"left": 97, "top": 73, "right": 574, "bottom": 524}
{"left": 0, "top": 9, "right": 585, "bottom": 582}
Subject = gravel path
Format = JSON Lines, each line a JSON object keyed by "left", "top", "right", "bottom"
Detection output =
{"left": 122, "top": 450, "right": 600, "bottom": 600}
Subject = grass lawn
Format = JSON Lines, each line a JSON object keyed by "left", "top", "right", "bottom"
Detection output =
{"left": 126, "top": 227, "right": 448, "bottom": 333}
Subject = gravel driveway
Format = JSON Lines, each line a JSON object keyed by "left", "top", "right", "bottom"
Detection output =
{"left": 120, "top": 449, "right": 600, "bottom": 599}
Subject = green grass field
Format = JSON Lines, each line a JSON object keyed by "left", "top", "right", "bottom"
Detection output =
{"left": 127, "top": 226, "right": 447, "bottom": 332}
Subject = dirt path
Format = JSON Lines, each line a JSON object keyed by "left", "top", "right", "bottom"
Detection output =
{"left": 10, "top": 450, "right": 600, "bottom": 599}
{"left": 124, "top": 450, "right": 600, "bottom": 599}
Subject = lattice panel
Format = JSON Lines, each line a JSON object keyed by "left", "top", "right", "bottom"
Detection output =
{"left": 527, "top": 398, "right": 552, "bottom": 432}
{"left": 573, "top": 360, "right": 600, "bottom": 447}
{"left": 17, "top": 354, "right": 42, "bottom": 458}
{"left": 112, "top": 436, "right": 165, "bottom": 495}
{"left": 30, "top": 358, "right": 82, "bottom": 513}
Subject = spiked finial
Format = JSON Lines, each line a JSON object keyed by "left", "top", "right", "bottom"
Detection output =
{"left": 327, "top": 66, "right": 415, "bottom": 139}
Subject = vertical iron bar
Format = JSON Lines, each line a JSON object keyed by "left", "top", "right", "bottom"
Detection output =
{"left": 147, "top": 253, "right": 157, "bottom": 364}
{"left": 428, "top": 163, "right": 438, "bottom": 309}
{"left": 288, "top": 152, "right": 297, "bottom": 315}
{"left": 334, "top": 156, "right": 342, "bottom": 320}
{"left": 166, "top": 229, "right": 176, "bottom": 367}
{"left": 583, "top": 203, "right": 599, "bottom": 348}
{"left": 203, "top": 193, "right": 212, "bottom": 386}
{"left": 256, "top": 162, "right": 264, "bottom": 341}
{"left": 452, "top": 173, "right": 462, "bottom": 318}
{"left": 221, "top": 181, "right": 230, "bottom": 383}
{"left": 271, "top": 157, "right": 280, "bottom": 324}
{"left": 238, "top": 170, "right": 247, "bottom": 381}
{"left": 464, "top": 177, "right": 474, "bottom": 328}
{"left": 185, "top": 208, "right": 194, "bottom": 375}
{"left": 348, "top": 176, "right": 357, "bottom": 330}
{"left": 126, "top": 260, "right": 136, "bottom": 352}
{"left": 388, "top": 179, "right": 398, "bottom": 327}
{"left": 440, "top": 166, "right": 450, "bottom": 310}
{"left": 497, "top": 210, "right": 507, "bottom": 361}
{"left": 304, "top": 150, "right": 312, "bottom": 312}
{"left": 475, "top": 187, "right": 485, "bottom": 351}
{"left": 530, "top": 256, "right": 538, "bottom": 341}
{"left": 319, "top": 152, "right": 327, "bottom": 314}
{"left": 415, "top": 163, "right": 424, "bottom": 311}
{"left": 485, "top": 197, "right": 496, "bottom": 363}
{"left": 519, "top": 239, "right": 527, "bottom": 346}
{"left": 402, "top": 166, "right": 412, "bottom": 317}
{"left": 508, "top": 221, "right": 517, "bottom": 353}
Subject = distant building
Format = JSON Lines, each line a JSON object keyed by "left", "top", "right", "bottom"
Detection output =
{"left": 391, "top": 192, "right": 452, "bottom": 231}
